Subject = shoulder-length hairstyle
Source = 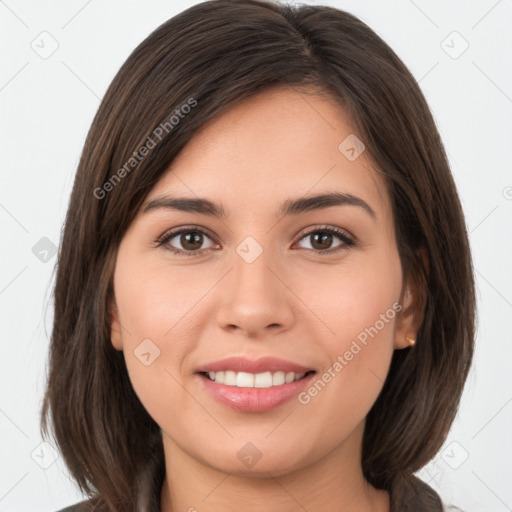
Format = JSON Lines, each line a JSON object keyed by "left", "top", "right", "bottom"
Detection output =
{"left": 41, "top": 0, "right": 475, "bottom": 510}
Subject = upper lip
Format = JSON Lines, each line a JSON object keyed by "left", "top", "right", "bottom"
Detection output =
{"left": 196, "top": 356, "right": 315, "bottom": 374}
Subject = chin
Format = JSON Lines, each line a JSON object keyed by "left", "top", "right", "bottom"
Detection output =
{"left": 196, "top": 443, "right": 311, "bottom": 479}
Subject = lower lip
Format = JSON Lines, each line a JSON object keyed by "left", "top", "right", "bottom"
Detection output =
{"left": 197, "top": 372, "right": 316, "bottom": 412}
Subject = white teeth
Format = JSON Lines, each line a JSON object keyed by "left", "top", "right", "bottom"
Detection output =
{"left": 206, "top": 370, "right": 309, "bottom": 388}
{"left": 224, "top": 371, "right": 237, "bottom": 386}
{"left": 236, "top": 371, "right": 254, "bottom": 387}
{"left": 254, "top": 371, "right": 272, "bottom": 388}
{"left": 272, "top": 371, "right": 285, "bottom": 386}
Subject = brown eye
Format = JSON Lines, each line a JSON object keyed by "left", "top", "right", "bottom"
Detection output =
{"left": 156, "top": 225, "right": 354, "bottom": 257}
{"left": 157, "top": 227, "right": 217, "bottom": 256}
{"left": 296, "top": 226, "right": 355, "bottom": 253}
{"left": 179, "top": 231, "right": 204, "bottom": 251}
{"left": 310, "top": 232, "right": 335, "bottom": 251}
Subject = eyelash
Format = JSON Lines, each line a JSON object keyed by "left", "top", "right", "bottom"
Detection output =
{"left": 154, "top": 224, "right": 355, "bottom": 257}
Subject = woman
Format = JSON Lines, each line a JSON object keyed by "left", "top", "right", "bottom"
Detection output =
{"left": 41, "top": 0, "right": 475, "bottom": 510}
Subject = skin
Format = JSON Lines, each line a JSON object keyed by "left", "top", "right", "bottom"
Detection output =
{"left": 110, "top": 86, "right": 421, "bottom": 512}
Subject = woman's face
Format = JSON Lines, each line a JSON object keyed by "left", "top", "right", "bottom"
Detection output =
{"left": 110, "top": 86, "right": 416, "bottom": 477}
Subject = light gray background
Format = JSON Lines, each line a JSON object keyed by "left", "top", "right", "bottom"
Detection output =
{"left": 1, "top": 1, "right": 511, "bottom": 511}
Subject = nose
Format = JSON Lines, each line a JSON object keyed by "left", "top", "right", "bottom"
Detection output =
{"left": 215, "top": 248, "right": 295, "bottom": 339}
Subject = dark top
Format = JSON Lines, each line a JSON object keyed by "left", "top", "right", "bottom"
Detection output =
{"left": 56, "top": 474, "right": 449, "bottom": 511}
{"left": 56, "top": 504, "right": 89, "bottom": 512}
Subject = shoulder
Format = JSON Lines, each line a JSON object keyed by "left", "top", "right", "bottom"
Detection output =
{"left": 396, "top": 476, "right": 465, "bottom": 511}
{"left": 391, "top": 475, "right": 444, "bottom": 511}
{"left": 55, "top": 499, "right": 93, "bottom": 512}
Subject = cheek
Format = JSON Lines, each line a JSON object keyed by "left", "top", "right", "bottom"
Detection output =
{"left": 297, "top": 249, "right": 402, "bottom": 407}
{"left": 112, "top": 255, "right": 205, "bottom": 416}
{"left": 323, "top": 241, "right": 402, "bottom": 339}
{"left": 114, "top": 251, "right": 211, "bottom": 347}
{"left": 327, "top": 253, "right": 401, "bottom": 367}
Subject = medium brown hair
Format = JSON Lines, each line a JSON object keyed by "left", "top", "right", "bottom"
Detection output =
{"left": 41, "top": 1, "right": 475, "bottom": 510}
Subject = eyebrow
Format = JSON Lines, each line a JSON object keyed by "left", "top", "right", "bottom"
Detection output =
{"left": 142, "top": 191, "right": 376, "bottom": 220}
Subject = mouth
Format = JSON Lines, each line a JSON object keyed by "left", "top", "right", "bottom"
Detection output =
{"left": 198, "top": 370, "right": 316, "bottom": 388}
{"left": 196, "top": 369, "right": 317, "bottom": 412}
{"left": 194, "top": 356, "right": 317, "bottom": 411}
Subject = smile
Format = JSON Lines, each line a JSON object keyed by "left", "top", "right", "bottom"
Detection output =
{"left": 197, "top": 371, "right": 317, "bottom": 412}
{"left": 202, "top": 370, "right": 315, "bottom": 388}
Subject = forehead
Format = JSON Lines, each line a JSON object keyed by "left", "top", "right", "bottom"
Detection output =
{"left": 144, "top": 86, "right": 390, "bottom": 221}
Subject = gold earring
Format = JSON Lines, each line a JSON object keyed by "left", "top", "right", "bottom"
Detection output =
{"left": 405, "top": 336, "right": 416, "bottom": 347}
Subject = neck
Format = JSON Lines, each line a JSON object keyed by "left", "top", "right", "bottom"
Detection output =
{"left": 159, "top": 422, "right": 389, "bottom": 512}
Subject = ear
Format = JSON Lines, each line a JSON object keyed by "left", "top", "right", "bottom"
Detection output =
{"left": 394, "top": 249, "right": 428, "bottom": 350}
{"left": 109, "top": 300, "right": 123, "bottom": 351}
